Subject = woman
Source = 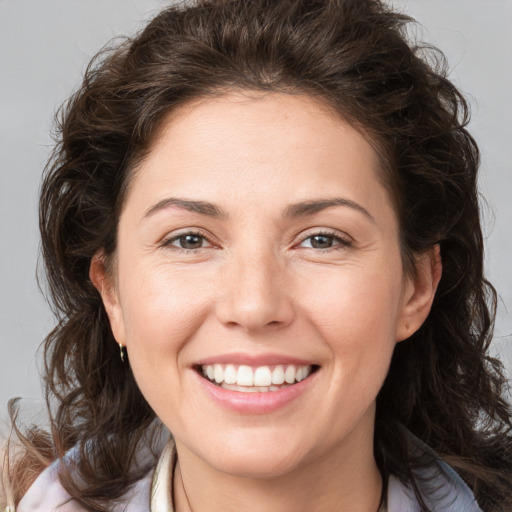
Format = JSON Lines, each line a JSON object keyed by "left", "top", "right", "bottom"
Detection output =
{"left": 3, "top": 0, "right": 512, "bottom": 510}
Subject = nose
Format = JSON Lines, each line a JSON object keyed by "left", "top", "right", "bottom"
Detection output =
{"left": 215, "top": 247, "right": 295, "bottom": 333}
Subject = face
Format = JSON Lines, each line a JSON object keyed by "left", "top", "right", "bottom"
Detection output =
{"left": 94, "top": 92, "right": 437, "bottom": 479}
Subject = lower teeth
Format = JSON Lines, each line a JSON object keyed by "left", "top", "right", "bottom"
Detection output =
{"left": 219, "top": 382, "right": 291, "bottom": 393}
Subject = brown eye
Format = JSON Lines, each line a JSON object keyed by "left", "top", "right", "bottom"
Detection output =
{"left": 166, "top": 232, "right": 209, "bottom": 250}
{"left": 309, "top": 234, "right": 335, "bottom": 249}
{"left": 299, "top": 232, "right": 352, "bottom": 250}
{"left": 179, "top": 234, "right": 204, "bottom": 249}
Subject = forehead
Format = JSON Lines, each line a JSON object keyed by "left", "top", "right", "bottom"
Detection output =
{"left": 123, "top": 91, "right": 394, "bottom": 223}
{"left": 148, "top": 91, "right": 377, "bottom": 163}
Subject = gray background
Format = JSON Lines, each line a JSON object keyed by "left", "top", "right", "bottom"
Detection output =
{"left": 1, "top": 0, "right": 511, "bottom": 424}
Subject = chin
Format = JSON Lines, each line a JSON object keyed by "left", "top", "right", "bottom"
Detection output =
{"left": 212, "top": 449, "right": 306, "bottom": 480}
{"left": 191, "top": 427, "right": 311, "bottom": 479}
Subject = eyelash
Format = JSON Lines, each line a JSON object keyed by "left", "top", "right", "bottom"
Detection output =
{"left": 297, "top": 230, "right": 353, "bottom": 251}
{"left": 161, "top": 229, "right": 214, "bottom": 253}
{"left": 161, "top": 229, "right": 352, "bottom": 253}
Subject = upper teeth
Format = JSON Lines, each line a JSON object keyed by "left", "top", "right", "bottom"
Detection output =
{"left": 202, "top": 364, "right": 312, "bottom": 387}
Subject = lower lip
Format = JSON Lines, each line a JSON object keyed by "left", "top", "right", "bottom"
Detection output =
{"left": 195, "top": 371, "right": 317, "bottom": 414}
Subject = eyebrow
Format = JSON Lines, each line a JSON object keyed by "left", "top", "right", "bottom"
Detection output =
{"left": 143, "top": 197, "right": 374, "bottom": 223}
{"left": 144, "top": 198, "right": 228, "bottom": 219}
{"left": 284, "top": 198, "right": 375, "bottom": 223}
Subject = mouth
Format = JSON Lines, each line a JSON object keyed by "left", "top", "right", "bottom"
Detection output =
{"left": 194, "top": 363, "right": 320, "bottom": 393}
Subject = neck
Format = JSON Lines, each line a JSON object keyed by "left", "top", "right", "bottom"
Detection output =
{"left": 173, "top": 430, "right": 383, "bottom": 512}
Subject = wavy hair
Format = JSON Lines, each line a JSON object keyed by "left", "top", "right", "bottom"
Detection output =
{"left": 9, "top": 0, "right": 512, "bottom": 510}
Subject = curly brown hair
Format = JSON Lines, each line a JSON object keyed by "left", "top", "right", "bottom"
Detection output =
{"left": 8, "top": 0, "right": 512, "bottom": 510}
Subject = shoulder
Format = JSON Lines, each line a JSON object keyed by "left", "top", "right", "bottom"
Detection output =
{"left": 18, "top": 455, "right": 154, "bottom": 512}
{"left": 17, "top": 458, "right": 81, "bottom": 512}
{"left": 387, "top": 468, "right": 481, "bottom": 512}
{"left": 386, "top": 431, "right": 483, "bottom": 512}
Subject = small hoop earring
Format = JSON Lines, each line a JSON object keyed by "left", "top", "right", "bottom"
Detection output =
{"left": 119, "top": 343, "right": 126, "bottom": 362}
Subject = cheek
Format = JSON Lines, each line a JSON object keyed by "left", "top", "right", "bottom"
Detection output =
{"left": 299, "top": 261, "right": 403, "bottom": 383}
{"left": 298, "top": 260, "right": 403, "bottom": 335}
{"left": 117, "top": 261, "right": 213, "bottom": 361}
{"left": 116, "top": 264, "right": 216, "bottom": 415}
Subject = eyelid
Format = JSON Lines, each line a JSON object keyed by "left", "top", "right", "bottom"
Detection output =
{"left": 159, "top": 227, "right": 352, "bottom": 252}
{"left": 295, "top": 228, "right": 353, "bottom": 249}
{"left": 160, "top": 228, "right": 217, "bottom": 250}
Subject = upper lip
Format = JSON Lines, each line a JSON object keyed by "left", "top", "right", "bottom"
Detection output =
{"left": 194, "top": 353, "right": 318, "bottom": 367}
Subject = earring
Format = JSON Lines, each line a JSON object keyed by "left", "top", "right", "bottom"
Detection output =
{"left": 405, "top": 321, "right": 410, "bottom": 330}
{"left": 119, "top": 343, "right": 126, "bottom": 362}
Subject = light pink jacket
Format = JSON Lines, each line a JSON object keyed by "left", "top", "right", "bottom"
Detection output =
{"left": 18, "top": 435, "right": 483, "bottom": 512}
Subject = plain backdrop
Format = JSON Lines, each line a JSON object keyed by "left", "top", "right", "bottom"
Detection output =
{"left": 1, "top": 0, "right": 511, "bottom": 424}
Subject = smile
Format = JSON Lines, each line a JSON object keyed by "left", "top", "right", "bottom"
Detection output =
{"left": 198, "top": 364, "right": 317, "bottom": 392}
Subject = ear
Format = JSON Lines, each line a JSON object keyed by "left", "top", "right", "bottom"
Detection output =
{"left": 396, "top": 244, "right": 442, "bottom": 342}
{"left": 89, "top": 252, "right": 126, "bottom": 346}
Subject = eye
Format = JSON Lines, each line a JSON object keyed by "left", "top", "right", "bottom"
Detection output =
{"left": 299, "top": 232, "right": 352, "bottom": 250}
{"left": 163, "top": 231, "right": 213, "bottom": 251}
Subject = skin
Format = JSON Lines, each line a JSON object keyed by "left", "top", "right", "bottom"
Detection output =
{"left": 91, "top": 91, "right": 441, "bottom": 512}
